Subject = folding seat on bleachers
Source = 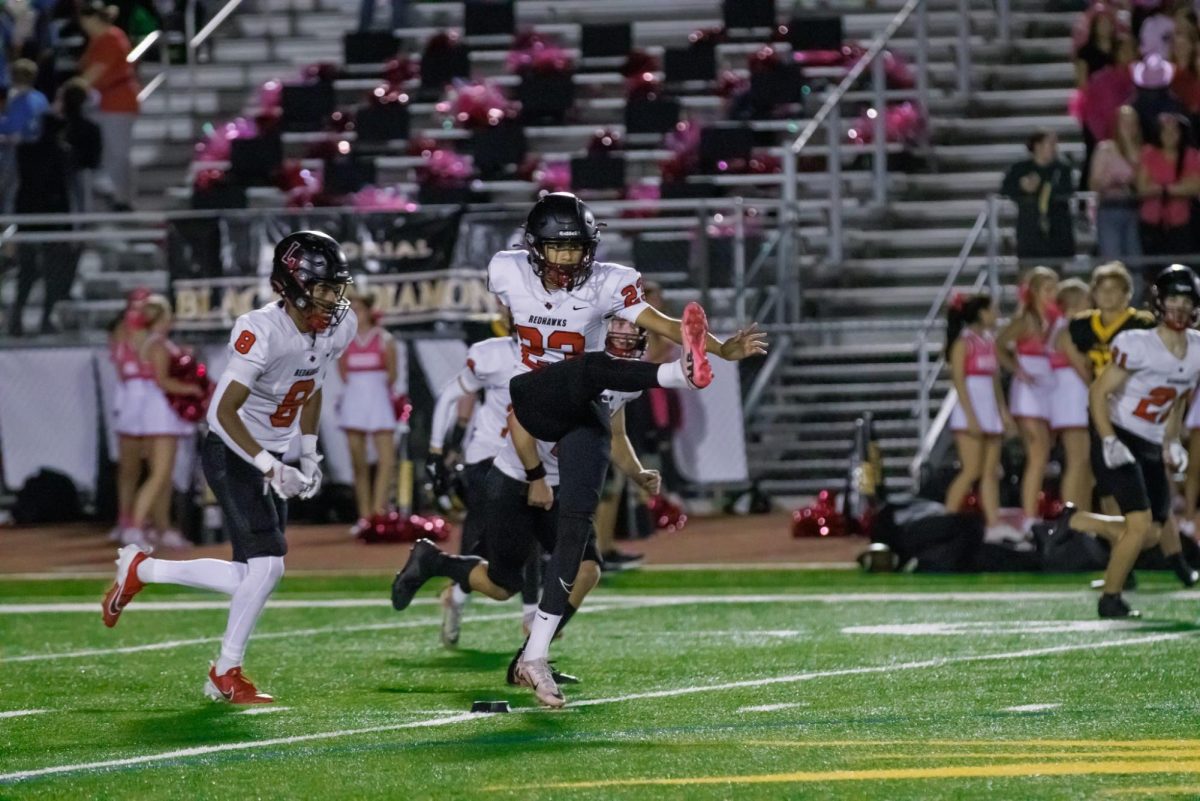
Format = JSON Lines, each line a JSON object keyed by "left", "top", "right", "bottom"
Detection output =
{"left": 229, "top": 134, "right": 283, "bottom": 186}
{"left": 625, "top": 96, "right": 681, "bottom": 136}
{"left": 343, "top": 31, "right": 400, "bottom": 65}
{"left": 463, "top": 0, "right": 514, "bottom": 37}
{"left": 281, "top": 82, "right": 338, "bottom": 133}
{"left": 471, "top": 118, "right": 527, "bottom": 178}
{"left": 570, "top": 155, "right": 626, "bottom": 193}
{"left": 723, "top": 0, "right": 775, "bottom": 32}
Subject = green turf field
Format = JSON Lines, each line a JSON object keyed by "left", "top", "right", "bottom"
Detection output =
{"left": 2, "top": 567, "right": 1199, "bottom": 799}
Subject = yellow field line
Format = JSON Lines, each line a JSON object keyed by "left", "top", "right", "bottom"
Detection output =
{"left": 485, "top": 759, "right": 1200, "bottom": 791}
{"left": 855, "top": 750, "right": 1200, "bottom": 761}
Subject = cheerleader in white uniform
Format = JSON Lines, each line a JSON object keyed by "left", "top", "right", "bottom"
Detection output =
{"left": 1048, "top": 279, "right": 1093, "bottom": 508}
{"left": 108, "top": 294, "right": 152, "bottom": 543}
{"left": 997, "top": 266, "right": 1059, "bottom": 528}
{"left": 338, "top": 293, "right": 400, "bottom": 526}
{"left": 945, "top": 292, "right": 1012, "bottom": 534}
{"left": 129, "top": 296, "right": 204, "bottom": 547}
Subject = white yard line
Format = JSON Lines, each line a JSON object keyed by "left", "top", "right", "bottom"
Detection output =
{"left": 239, "top": 706, "right": 291, "bottom": 716}
{"left": 0, "top": 604, "right": 628, "bottom": 664}
{"left": 738, "top": 703, "right": 809, "bottom": 713}
{"left": 1, "top": 629, "right": 1193, "bottom": 784}
{"left": 0, "top": 710, "right": 47, "bottom": 720}
{"left": 1002, "top": 704, "right": 1062, "bottom": 713}
{"left": 0, "top": 590, "right": 1116, "bottom": 616}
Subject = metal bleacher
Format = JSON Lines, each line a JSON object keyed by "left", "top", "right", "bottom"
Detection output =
{"left": 5, "top": 0, "right": 1090, "bottom": 501}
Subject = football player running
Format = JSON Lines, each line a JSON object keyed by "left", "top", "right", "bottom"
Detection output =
{"left": 394, "top": 193, "right": 766, "bottom": 707}
{"left": 427, "top": 320, "right": 542, "bottom": 646}
{"left": 1088, "top": 264, "right": 1200, "bottom": 618}
{"left": 101, "top": 231, "right": 357, "bottom": 703}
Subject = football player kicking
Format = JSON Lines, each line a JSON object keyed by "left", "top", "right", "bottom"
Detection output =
{"left": 426, "top": 319, "right": 543, "bottom": 646}
{"left": 101, "top": 231, "right": 357, "bottom": 703}
{"left": 392, "top": 320, "right": 660, "bottom": 689}
{"left": 1085, "top": 265, "right": 1200, "bottom": 618}
{"left": 395, "top": 192, "right": 767, "bottom": 707}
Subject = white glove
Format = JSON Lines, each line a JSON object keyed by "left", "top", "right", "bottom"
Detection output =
{"left": 270, "top": 464, "right": 312, "bottom": 499}
{"left": 1166, "top": 440, "right": 1189, "bottom": 473}
{"left": 253, "top": 450, "right": 311, "bottom": 499}
{"left": 298, "top": 434, "right": 323, "bottom": 500}
{"left": 1102, "top": 435, "right": 1136, "bottom": 469}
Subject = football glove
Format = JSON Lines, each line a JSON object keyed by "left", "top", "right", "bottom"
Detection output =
{"left": 1102, "top": 435, "right": 1135, "bottom": 469}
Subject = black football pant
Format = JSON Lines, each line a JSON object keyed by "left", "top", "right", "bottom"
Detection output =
{"left": 510, "top": 352, "right": 667, "bottom": 617}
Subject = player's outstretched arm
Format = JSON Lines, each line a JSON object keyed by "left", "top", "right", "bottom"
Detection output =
{"left": 634, "top": 306, "right": 768, "bottom": 361}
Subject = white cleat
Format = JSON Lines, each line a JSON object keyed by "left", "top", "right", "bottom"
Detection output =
{"left": 440, "top": 584, "right": 464, "bottom": 648}
{"left": 515, "top": 657, "right": 566, "bottom": 708}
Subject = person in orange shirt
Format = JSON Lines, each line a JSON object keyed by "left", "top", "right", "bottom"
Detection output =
{"left": 78, "top": 0, "right": 140, "bottom": 210}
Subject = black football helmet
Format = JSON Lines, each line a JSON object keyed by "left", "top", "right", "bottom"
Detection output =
{"left": 522, "top": 192, "right": 603, "bottom": 291}
{"left": 270, "top": 231, "right": 353, "bottom": 333}
{"left": 1151, "top": 264, "right": 1200, "bottom": 331}
{"left": 604, "top": 317, "right": 648, "bottom": 359}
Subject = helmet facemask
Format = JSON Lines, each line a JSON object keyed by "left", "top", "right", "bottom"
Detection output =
{"left": 605, "top": 318, "right": 648, "bottom": 359}
{"left": 527, "top": 237, "right": 597, "bottom": 291}
{"left": 1158, "top": 293, "right": 1198, "bottom": 331}
{"left": 293, "top": 273, "right": 351, "bottom": 334}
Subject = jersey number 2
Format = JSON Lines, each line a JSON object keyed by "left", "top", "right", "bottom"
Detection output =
{"left": 270, "top": 379, "right": 316, "bottom": 427}
{"left": 515, "top": 325, "right": 585, "bottom": 370}
{"left": 1132, "top": 386, "right": 1178, "bottom": 424}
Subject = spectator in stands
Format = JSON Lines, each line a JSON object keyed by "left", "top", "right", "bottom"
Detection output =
{"left": 78, "top": 0, "right": 139, "bottom": 210}
{"left": 1081, "top": 33, "right": 1137, "bottom": 190}
{"left": 1137, "top": 111, "right": 1200, "bottom": 265}
{"left": 1075, "top": 5, "right": 1118, "bottom": 88}
{"left": 357, "top": 0, "right": 407, "bottom": 34}
{"left": 1090, "top": 104, "right": 1144, "bottom": 261}
{"left": 7, "top": 95, "right": 71, "bottom": 336}
{"left": 944, "top": 292, "right": 1012, "bottom": 542}
{"left": 1000, "top": 130, "right": 1076, "bottom": 262}
{"left": 1169, "top": 22, "right": 1200, "bottom": 113}
{"left": 1131, "top": 52, "right": 1186, "bottom": 138}
{"left": 58, "top": 77, "right": 101, "bottom": 213}
{"left": 996, "top": 266, "right": 1059, "bottom": 535}
{"left": 0, "top": 58, "right": 48, "bottom": 214}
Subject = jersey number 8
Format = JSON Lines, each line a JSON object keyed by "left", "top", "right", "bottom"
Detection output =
{"left": 270, "top": 379, "right": 316, "bottom": 427}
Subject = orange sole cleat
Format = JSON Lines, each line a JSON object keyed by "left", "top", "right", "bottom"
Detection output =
{"left": 681, "top": 302, "right": 713, "bottom": 389}
{"left": 101, "top": 544, "right": 151, "bottom": 628}
{"left": 204, "top": 664, "right": 275, "bottom": 704}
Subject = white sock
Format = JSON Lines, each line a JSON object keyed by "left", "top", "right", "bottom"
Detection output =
{"left": 656, "top": 361, "right": 690, "bottom": 389}
{"left": 215, "top": 556, "right": 284, "bottom": 674}
{"left": 523, "top": 608, "right": 562, "bottom": 661}
{"left": 522, "top": 602, "right": 538, "bottom": 620}
{"left": 451, "top": 583, "right": 470, "bottom": 605}
{"left": 138, "top": 558, "right": 247, "bottom": 595}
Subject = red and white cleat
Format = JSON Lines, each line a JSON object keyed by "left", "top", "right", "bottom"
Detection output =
{"left": 680, "top": 302, "right": 713, "bottom": 389}
{"left": 204, "top": 664, "right": 275, "bottom": 704}
{"left": 101, "top": 544, "right": 151, "bottom": 628}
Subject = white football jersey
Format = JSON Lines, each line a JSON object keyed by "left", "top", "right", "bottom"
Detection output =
{"left": 209, "top": 302, "right": 358, "bottom": 462}
{"left": 492, "top": 390, "right": 641, "bottom": 487}
{"left": 459, "top": 336, "right": 521, "bottom": 465}
{"left": 1109, "top": 328, "right": 1200, "bottom": 443}
{"left": 486, "top": 249, "right": 651, "bottom": 374}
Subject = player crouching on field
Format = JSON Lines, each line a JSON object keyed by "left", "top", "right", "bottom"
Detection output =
{"left": 1085, "top": 265, "right": 1200, "bottom": 618}
{"left": 101, "top": 231, "right": 357, "bottom": 703}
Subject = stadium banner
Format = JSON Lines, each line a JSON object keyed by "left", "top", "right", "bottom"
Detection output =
{"left": 170, "top": 268, "right": 499, "bottom": 331}
{"left": 166, "top": 209, "right": 463, "bottom": 281}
